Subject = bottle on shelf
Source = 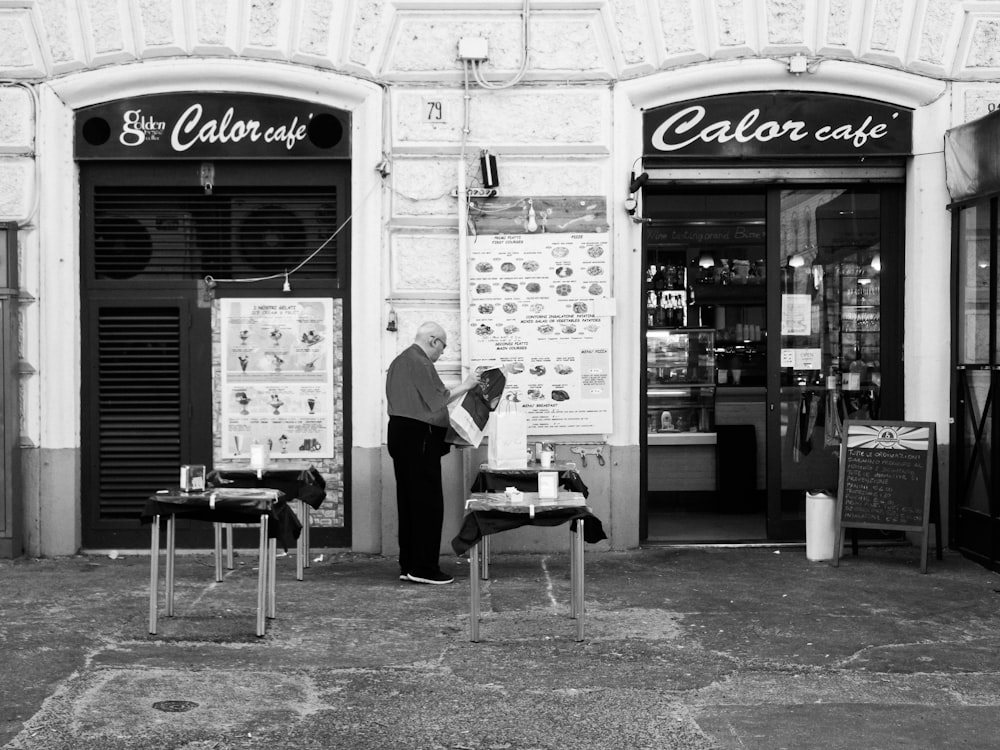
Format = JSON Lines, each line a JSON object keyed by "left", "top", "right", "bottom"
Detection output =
{"left": 654, "top": 293, "right": 667, "bottom": 327}
{"left": 719, "top": 259, "right": 731, "bottom": 285}
{"left": 673, "top": 294, "right": 685, "bottom": 327}
{"left": 666, "top": 264, "right": 680, "bottom": 290}
{"left": 653, "top": 265, "right": 667, "bottom": 292}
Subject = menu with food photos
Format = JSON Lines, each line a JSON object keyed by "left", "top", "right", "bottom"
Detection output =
{"left": 465, "top": 198, "right": 613, "bottom": 435}
{"left": 219, "top": 298, "right": 335, "bottom": 460}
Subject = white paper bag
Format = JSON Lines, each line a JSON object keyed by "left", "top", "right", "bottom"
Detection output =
{"left": 486, "top": 395, "right": 527, "bottom": 469}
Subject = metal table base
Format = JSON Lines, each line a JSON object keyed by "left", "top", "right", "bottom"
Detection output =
{"left": 216, "top": 499, "right": 311, "bottom": 581}
{"left": 469, "top": 519, "right": 585, "bottom": 642}
{"left": 149, "top": 512, "right": 276, "bottom": 637}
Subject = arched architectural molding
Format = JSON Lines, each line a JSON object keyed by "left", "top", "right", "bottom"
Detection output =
{"left": 620, "top": 57, "right": 948, "bottom": 111}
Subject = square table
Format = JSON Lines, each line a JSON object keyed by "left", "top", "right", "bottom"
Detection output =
{"left": 143, "top": 488, "right": 291, "bottom": 637}
{"left": 452, "top": 491, "right": 606, "bottom": 642}
{"left": 208, "top": 465, "right": 325, "bottom": 581}
{"left": 468, "top": 462, "right": 589, "bottom": 579}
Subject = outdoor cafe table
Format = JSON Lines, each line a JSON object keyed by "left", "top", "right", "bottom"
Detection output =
{"left": 143, "top": 488, "right": 296, "bottom": 637}
{"left": 468, "top": 462, "right": 589, "bottom": 580}
{"left": 451, "top": 491, "right": 606, "bottom": 642}
{"left": 208, "top": 465, "right": 325, "bottom": 580}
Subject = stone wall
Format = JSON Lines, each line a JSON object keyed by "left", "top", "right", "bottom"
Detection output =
{"left": 1, "top": 0, "right": 999, "bottom": 555}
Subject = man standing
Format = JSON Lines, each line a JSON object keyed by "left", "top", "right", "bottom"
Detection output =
{"left": 386, "top": 322, "right": 479, "bottom": 584}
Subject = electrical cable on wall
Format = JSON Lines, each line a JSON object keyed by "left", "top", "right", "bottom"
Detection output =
{"left": 203, "top": 177, "right": 382, "bottom": 292}
{"left": 471, "top": 0, "right": 530, "bottom": 90}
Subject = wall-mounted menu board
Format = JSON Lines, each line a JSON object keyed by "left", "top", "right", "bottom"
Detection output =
{"left": 834, "top": 420, "right": 936, "bottom": 573}
{"left": 465, "top": 196, "right": 612, "bottom": 436}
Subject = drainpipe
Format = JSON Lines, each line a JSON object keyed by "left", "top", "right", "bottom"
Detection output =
{"left": 0, "top": 221, "right": 21, "bottom": 557}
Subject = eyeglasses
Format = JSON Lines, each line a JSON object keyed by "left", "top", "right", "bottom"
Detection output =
{"left": 432, "top": 337, "right": 447, "bottom": 350}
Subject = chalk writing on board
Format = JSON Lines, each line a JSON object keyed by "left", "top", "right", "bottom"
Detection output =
{"left": 841, "top": 448, "right": 926, "bottom": 526}
{"left": 835, "top": 420, "right": 937, "bottom": 572}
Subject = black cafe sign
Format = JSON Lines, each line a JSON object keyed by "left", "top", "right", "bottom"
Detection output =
{"left": 643, "top": 92, "right": 911, "bottom": 160}
{"left": 75, "top": 93, "right": 350, "bottom": 159}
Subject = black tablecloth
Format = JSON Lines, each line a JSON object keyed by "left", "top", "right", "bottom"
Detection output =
{"left": 451, "top": 507, "right": 606, "bottom": 555}
{"left": 141, "top": 489, "right": 301, "bottom": 550}
{"left": 470, "top": 466, "right": 589, "bottom": 497}
{"left": 207, "top": 466, "right": 327, "bottom": 508}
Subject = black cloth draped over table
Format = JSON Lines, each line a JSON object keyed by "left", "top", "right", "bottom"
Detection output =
{"left": 452, "top": 466, "right": 605, "bottom": 555}
{"left": 140, "top": 489, "right": 303, "bottom": 550}
{"left": 141, "top": 462, "right": 327, "bottom": 552}
{"left": 451, "top": 506, "right": 606, "bottom": 555}
{"left": 207, "top": 466, "right": 327, "bottom": 508}
{"left": 468, "top": 466, "right": 589, "bottom": 497}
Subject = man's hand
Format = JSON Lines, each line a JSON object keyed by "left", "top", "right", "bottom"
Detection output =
{"left": 451, "top": 372, "right": 481, "bottom": 401}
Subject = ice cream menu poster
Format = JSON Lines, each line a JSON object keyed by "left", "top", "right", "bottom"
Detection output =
{"left": 466, "top": 221, "right": 613, "bottom": 435}
{"left": 220, "top": 298, "right": 335, "bottom": 459}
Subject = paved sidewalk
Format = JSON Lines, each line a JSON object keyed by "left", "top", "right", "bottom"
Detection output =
{"left": 2, "top": 544, "right": 1000, "bottom": 749}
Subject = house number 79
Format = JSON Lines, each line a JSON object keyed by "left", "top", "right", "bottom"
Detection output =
{"left": 425, "top": 100, "right": 444, "bottom": 121}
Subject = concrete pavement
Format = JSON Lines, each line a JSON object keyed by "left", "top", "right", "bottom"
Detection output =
{"left": 2, "top": 542, "right": 1000, "bottom": 749}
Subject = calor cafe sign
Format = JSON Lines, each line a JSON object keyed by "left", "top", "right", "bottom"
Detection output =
{"left": 75, "top": 92, "right": 349, "bottom": 159}
{"left": 643, "top": 92, "right": 912, "bottom": 159}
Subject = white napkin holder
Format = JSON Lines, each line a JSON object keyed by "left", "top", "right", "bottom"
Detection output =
{"left": 537, "top": 472, "right": 559, "bottom": 500}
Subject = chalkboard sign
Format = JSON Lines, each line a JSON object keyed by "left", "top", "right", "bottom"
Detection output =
{"left": 834, "top": 420, "right": 937, "bottom": 572}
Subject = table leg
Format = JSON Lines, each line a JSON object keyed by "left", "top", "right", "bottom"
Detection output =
{"left": 469, "top": 540, "right": 481, "bottom": 642}
{"left": 225, "top": 524, "right": 234, "bottom": 569}
{"left": 296, "top": 501, "right": 307, "bottom": 581}
{"left": 213, "top": 523, "right": 223, "bottom": 582}
{"left": 268, "top": 537, "right": 277, "bottom": 619}
{"left": 256, "top": 514, "right": 269, "bottom": 637}
{"left": 165, "top": 515, "right": 176, "bottom": 617}
{"left": 573, "top": 519, "right": 585, "bottom": 642}
{"left": 303, "top": 502, "right": 311, "bottom": 569}
{"left": 481, "top": 534, "right": 490, "bottom": 580}
{"left": 569, "top": 525, "right": 577, "bottom": 619}
{"left": 149, "top": 515, "right": 160, "bottom": 634}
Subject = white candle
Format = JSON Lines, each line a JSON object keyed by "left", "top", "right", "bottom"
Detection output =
{"left": 250, "top": 443, "right": 269, "bottom": 469}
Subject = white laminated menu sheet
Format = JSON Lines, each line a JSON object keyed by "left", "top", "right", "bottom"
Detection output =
{"left": 219, "top": 297, "right": 335, "bottom": 460}
{"left": 465, "top": 197, "right": 613, "bottom": 435}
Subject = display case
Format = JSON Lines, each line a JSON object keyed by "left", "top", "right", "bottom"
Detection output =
{"left": 646, "top": 328, "right": 715, "bottom": 444}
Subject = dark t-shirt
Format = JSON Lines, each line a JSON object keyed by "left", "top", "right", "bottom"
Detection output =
{"left": 386, "top": 343, "right": 451, "bottom": 427}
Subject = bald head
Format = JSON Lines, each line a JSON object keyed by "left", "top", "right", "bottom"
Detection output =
{"left": 415, "top": 321, "right": 447, "bottom": 362}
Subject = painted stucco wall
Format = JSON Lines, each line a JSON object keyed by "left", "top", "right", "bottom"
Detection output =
{"left": 1, "top": 1, "right": 999, "bottom": 556}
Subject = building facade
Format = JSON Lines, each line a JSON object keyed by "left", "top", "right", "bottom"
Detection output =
{"left": 0, "top": 0, "right": 998, "bottom": 559}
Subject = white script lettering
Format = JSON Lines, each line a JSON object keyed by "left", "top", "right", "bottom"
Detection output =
{"left": 171, "top": 105, "right": 316, "bottom": 152}
{"left": 650, "top": 105, "right": 892, "bottom": 152}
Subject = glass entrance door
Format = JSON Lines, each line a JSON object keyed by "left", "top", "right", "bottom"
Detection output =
{"left": 642, "top": 185, "right": 903, "bottom": 541}
{"left": 953, "top": 198, "right": 998, "bottom": 568}
{"left": 769, "top": 188, "right": 903, "bottom": 537}
{"left": 643, "top": 191, "right": 768, "bottom": 542}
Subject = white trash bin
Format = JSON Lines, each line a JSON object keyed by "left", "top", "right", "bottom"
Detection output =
{"left": 805, "top": 490, "right": 837, "bottom": 561}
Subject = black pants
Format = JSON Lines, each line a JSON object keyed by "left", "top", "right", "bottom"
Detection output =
{"left": 388, "top": 416, "right": 447, "bottom": 577}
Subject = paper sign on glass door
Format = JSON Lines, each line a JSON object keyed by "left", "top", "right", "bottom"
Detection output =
{"left": 781, "top": 294, "right": 812, "bottom": 336}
